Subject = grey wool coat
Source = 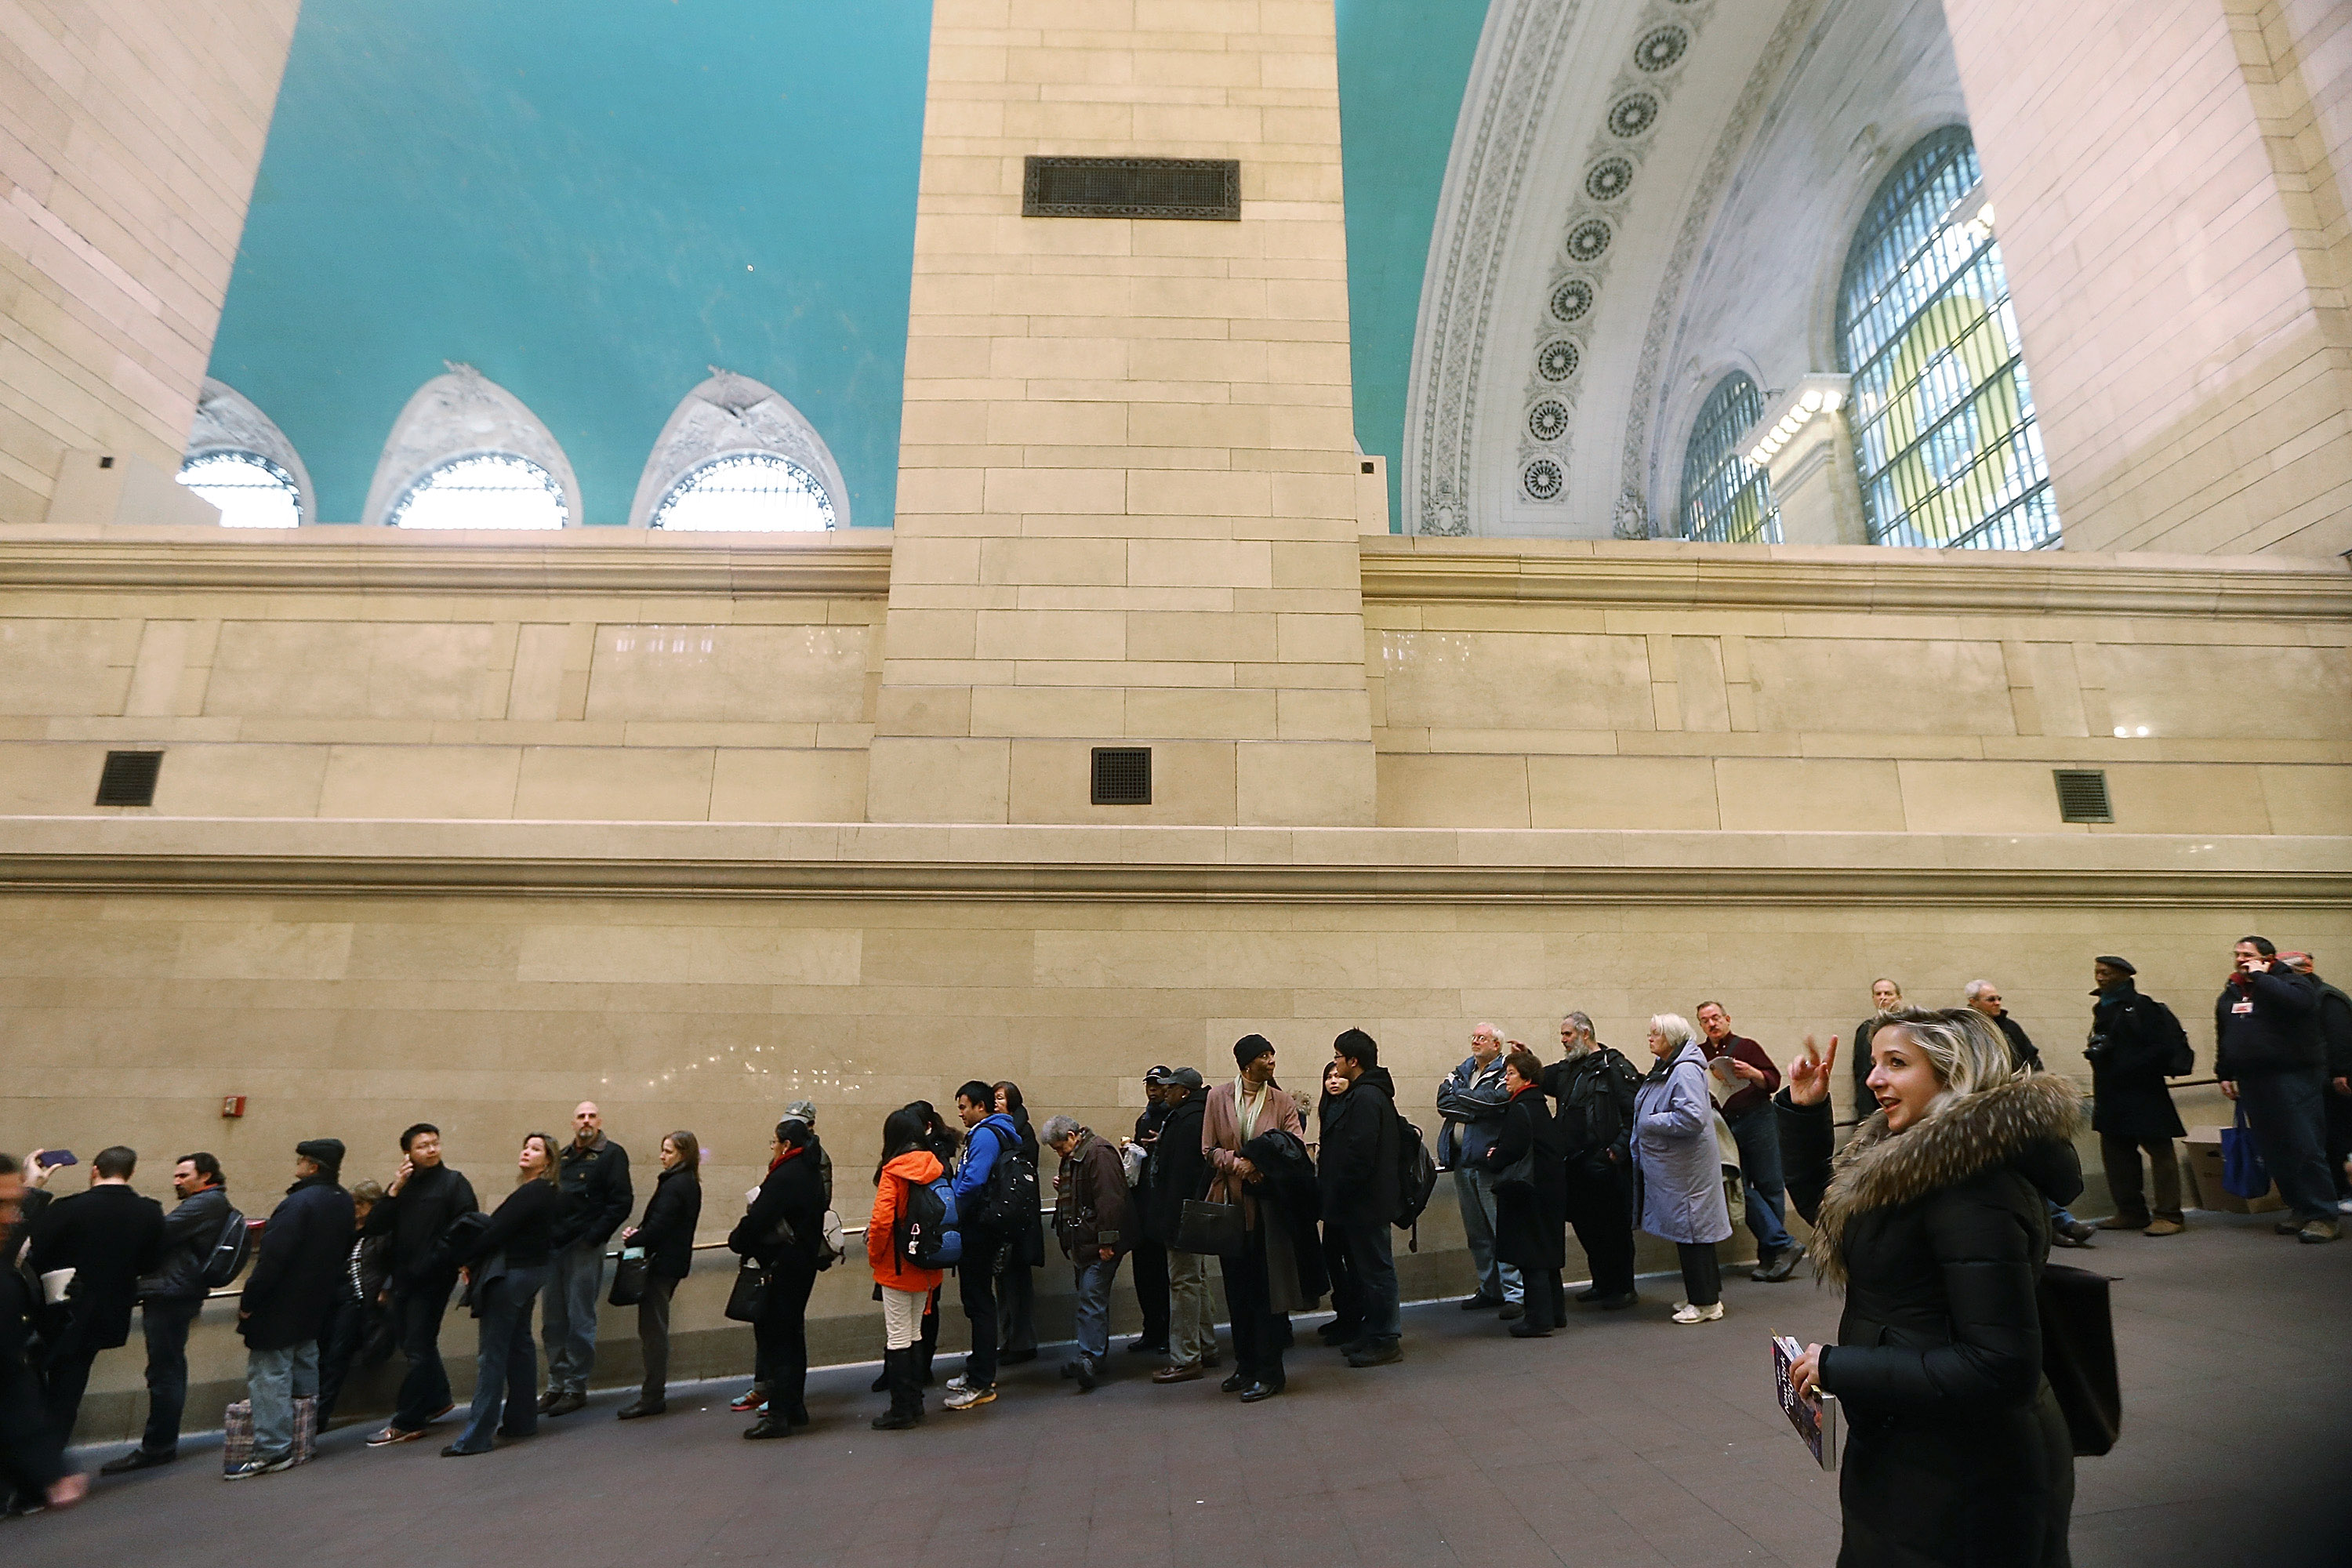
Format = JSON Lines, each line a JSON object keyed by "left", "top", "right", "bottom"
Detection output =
{"left": 1633, "top": 1042, "right": 1734, "bottom": 1245}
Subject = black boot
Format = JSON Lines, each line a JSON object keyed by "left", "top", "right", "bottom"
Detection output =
{"left": 872, "top": 1348, "right": 924, "bottom": 1431}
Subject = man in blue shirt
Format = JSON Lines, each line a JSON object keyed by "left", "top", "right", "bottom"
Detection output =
{"left": 944, "top": 1081, "right": 1025, "bottom": 1410}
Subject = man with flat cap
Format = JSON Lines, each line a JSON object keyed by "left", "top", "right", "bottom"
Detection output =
{"left": 230, "top": 1138, "right": 355, "bottom": 1477}
{"left": 2085, "top": 957, "right": 2190, "bottom": 1236}
{"left": 1124, "top": 1066, "right": 1174, "bottom": 1358}
{"left": 1145, "top": 1068, "right": 1214, "bottom": 1381}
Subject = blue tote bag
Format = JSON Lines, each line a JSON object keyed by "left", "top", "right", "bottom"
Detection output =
{"left": 2220, "top": 1102, "right": 2270, "bottom": 1200}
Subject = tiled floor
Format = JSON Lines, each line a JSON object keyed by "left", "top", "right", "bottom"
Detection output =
{"left": 22, "top": 1209, "right": 2352, "bottom": 1566}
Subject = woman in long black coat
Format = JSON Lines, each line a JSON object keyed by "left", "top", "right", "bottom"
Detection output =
{"left": 1480, "top": 1049, "right": 1567, "bottom": 1337}
{"left": 617, "top": 1131, "right": 702, "bottom": 1420}
{"left": 729, "top": 1119, "right": 826, "bottom": 1439}
{"left": 1780, "top": 1007, "right": 2082, "bottom": 1567}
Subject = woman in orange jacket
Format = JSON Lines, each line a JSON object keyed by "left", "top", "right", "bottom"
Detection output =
{"left": 867, "top": 1105, "right": 946, "bottom": 1430}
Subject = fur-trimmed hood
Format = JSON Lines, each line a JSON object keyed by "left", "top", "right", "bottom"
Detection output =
{"left": 1811, "top": 1072, "right": 2085, "bottom": 1285}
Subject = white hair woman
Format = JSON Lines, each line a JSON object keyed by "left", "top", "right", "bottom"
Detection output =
{"left": 1632, "top": 1013, "right": 1733, "bottom": 1323}
{"left": 1781, "top": 1007, "right": 2083, "bottom": 1566}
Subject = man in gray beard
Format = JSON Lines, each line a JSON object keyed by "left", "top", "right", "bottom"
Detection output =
{"left": 1541, "top": 1013, "right": 1642, "bottom": 1309}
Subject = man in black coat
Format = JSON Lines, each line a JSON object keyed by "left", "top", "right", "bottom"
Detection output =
{"left": 232, "top": 1139, "right": 355, "bottom": 1478}
{"left": 2216, "top": 936, "right": 2338, "bottom": 1241}
{"left": 1965, "top": 981, "right": 2096, "bottom": 1247}
{"left": 2086, "top": 956, "right": 2188, "bottom": 1236}
{"left": 1, "top": 1153, "right": 86, "bottom": 1515}
{"left": 103, "top": 1152, "right": 233, "bottom": 1473}
{"left": 362, "top": 1123, "right": 477, "bottom": 1444}
{"left": 1143, "top": 1069, "right": 1214, "bottom": 1380}
{"left": 542, "top": 1102, "right": 632, "bottom": 1416}
{"left": 25, "top": 1145, "right": 164, "bottom": 1454}
{"left": 1124, "top": 1068, "right": 1173, "bottom": 1359}
{"left": 2283, "top": 953, "right": 2352, "bottom": 1207}
{"left": 1323, "top": 1029, "right": 1403, "bottom": 1368}
{"left": 1542, "top": 1011, "right": 1642, "bottom": 1308}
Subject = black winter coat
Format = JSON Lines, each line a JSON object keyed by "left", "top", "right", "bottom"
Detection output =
{"left": 729, "top": 1147, "right": 826, "bottom": 1269}
{"left": 1481, "top": 1087, "right": 1566, "bottom": 1271}
{"left": 1543, "top": 1046, "right": 1639, "bottom": 1172}
{"left": 1143, "top": 1092, "right": 1207, "bottom": 1246}
{"left": 2213, "top": 966, "right": 2321, "bottom": 1078}
{"left": 0, "top": 1242, "right": 64, "bottom": 1491}
{"left": 2315, "top": 977, "right": 2352, "bottom": 1078}
{"left": 552, "top": 1134, "right": 633, "bottom": 1250}
{"left": 27, "top": 1183, "right": 165, "bottom": 1348}
{"left": 2087, "top": 982, "right": 2185, "bottom": 1140}
{"left": 1780, "top": 1073, "right": 2084, "bottom": 1568}
{"left": 240, "top": 1176, "right": 357, "bottom": 1352}
{"left": 363, "top": 1162, "right": 478, "bottom": 1287}
{"left": 1317, "top": 1065, "right": 1400, "bottom": 1224}
{"left": 633, "top": 1165, "right": 703, "bottom": 1280}
{"left": 140, "top": 1185, "right": 232, "bottom": 1302}
{"left": 468, "top": 1178, "right": 562, "bottom": 1272}
{"left": 1991, "top": 1013, "right": 2044, "bottom": 1073}
{"left": 1237, "top": 1129, "right": 1330, "bottom": 1306}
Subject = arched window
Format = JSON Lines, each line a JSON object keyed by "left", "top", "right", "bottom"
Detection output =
{"left": 1678, "top": 372, "right": 1779, "bottom": 544}
{"left": 365, "top": 363, "right": 578, "bottom": 529}
{"left": 179, "top": 379, "right": 310, "bottom": 528}
{"left": 631, "top": 370, "right": 848, "bottom": 530}
{"left": 1836, "top": 126, "right": 2056, "bottom": 550}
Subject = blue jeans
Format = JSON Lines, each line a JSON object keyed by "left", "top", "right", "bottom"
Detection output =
{"left": 245, "top": 1341, "right": 318, "bottom": 1464}
{"left": 1340, "top": 1214, "right": 1402, "bottom": 1338}
{"left": 1726, "top": 1104, "right": 1795, "bottom": 1255}
{"left": 1452, "top": 1165, "right": 1523, "bottom": 1302}
{"left": 454, "top": 1265, "right": 546, "bottom": 1451}
{"left": 1071, "top": 1254, "right": 1122, "bottom": 1359}
{"left": 137, "top": 1296, "right": 202, "bottom": 1454}
{"left": 539, "top": 1240, "right": 602, "bottom": 1394}
{"left": 2238, "top": 1069, "right": 2337, "bottom": 1222}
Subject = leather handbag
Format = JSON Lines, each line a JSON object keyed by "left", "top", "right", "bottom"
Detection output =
{"left": 2037, "top": 1261, "right": 2121, "bottom": 1455}
{"left": 1491, "top": 1146, "right": 1535, "bottom": 1193}
{"left": 722, "top": 1256, "right": 769, "bottom": 1323}
{"left": 607, "top": 1249, "right": 650, "bottom": 1308}
{"left": 1174, "top": 1197, "right": 1245, "bottom": 1258}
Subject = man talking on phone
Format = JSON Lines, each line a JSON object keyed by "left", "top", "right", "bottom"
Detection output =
{"left": 1, "top": 1152, "right": 89, "bottom": 1515}
{"left": 362, "top": 1124, "right": 477, "bottom": 1446}
{"left": 25, "top": 1145, "right": 164, "bottom": 1455}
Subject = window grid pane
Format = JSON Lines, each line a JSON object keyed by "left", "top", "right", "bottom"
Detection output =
{"left": 1678, "top": 372, "right": 1780, "bottom": 545}
{"left": 651, "top": 451, "right": 837, "bottom": 532}
{"left": 388, "top": 453, "right": 566, "bottom": 531}
{"left": 178, "top": 451, "right": 302, "bottom": 529}
{"left": 1837, "top": 127, "right": 2059, "bottom": 550}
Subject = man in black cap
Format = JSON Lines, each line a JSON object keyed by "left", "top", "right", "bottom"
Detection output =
{"left": 2085, "top": 956, "right": 2189, "bottom": 1236}
{"left": 1124, "top": 1067, "right": 1174, "bottom": 1358}
{"left": 230, "top": 1139, "right": 354, "bottom": 1478}
{"left": 1145, "top": 1068, "right": 1215, "bottom": 1381}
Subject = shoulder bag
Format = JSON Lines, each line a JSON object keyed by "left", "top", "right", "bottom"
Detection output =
{"left": 722, "top": 1255, "right": 770, "bottom": 1323}
{"left": 607, "top": 1247, "right": 650, "bottom": 1308}
{"left": 2038, "top": 1261, "right": 2121, "bottom": 1456}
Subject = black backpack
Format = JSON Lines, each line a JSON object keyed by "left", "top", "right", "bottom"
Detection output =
{"left": 2145, "top": 998, "right": 2194, "bottom": 1078}
{"left": 1392, "top": 1116, "right": 1439, "bottom": 1232}
{"left": 895, "top": 1173, "right": 963, "bottom": 1269}
{"left": 199, "top": 1204, "right": 252, "bottom": 1289}
{"left": 978, "top": 1145, "right": 1039, "bottom": 1236}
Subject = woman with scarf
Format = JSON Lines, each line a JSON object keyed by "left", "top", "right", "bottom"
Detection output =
{"left": 1479, "top": 1048, "right": 1567, "bottom": 1337}
{"left": 1780, "top": 1008, "right": 2082, "bottom": 1566}
{"left": 728, "top": 1118, "right": 826, "bottom": 1439}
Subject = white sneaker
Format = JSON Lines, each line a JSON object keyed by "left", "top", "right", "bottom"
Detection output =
{"left": 944, "top": 1374, "right": 970, "bottom": 1393}
{"left": 942, "top": 1383, "right": 996, "bottom": 1411}
{"left": 2338, "top": 1198, "right": 2352, "bottom": 1214}
{"left": 1671, "top": 1301, "right": 1725, "bottom": 1324}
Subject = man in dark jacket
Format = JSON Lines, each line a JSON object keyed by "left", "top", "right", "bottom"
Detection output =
{"left": 1850, "top": 977, "right": 1904, "bottom": 1114}
{"left": 231, "top": 1139, "right": 355, "bottom": 1478}
{"left": 1124, "top": 1068, "right": 1173, "bottom": 1359}
{"left": 2086, "top": 956, "right": 2189, "bottom": 1236}
{"left": 362, "top": 1122, "right": 477, "bottom": 1446}
{"left": 2216, "top": 936, "right": 2338, "bottom": 1241}
{"left": 1436, "top": 1025, "right": 1520, "bottom": 1315}
{"left": 1, "top": 1153, "right": 86, "bottom": 1515}
{"left": 2283, "top": 953, "right": 2352, "bottom": 1207}
{"left": 1143, "top": 1069, "right": 1214, "bottom": 1380}
{"left": 1323, "top": 1029, "right": 1403, "bottom": 1368}
{"left": 1542, "top": 1012, "right": 1641, "bottom": 1308}
{"left": 25, "top": 1145, "right": 164, "bottom": 1454}
{"left": 541, "top": 1102, "right": 632, "bottom": 1416}
{"left": 101, "top": 1152, "right": 232, "bottom": 1473}
{"left": 1043, "top": 1116, "right": 1133, "bottom": 1392}
{"left": 1967, "top": 981, "right": 2097, "bottom": 1247}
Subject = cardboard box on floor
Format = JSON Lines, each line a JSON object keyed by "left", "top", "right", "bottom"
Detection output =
{"left": 2180, "top": 1127, "right": 2285, "bottom": 1214}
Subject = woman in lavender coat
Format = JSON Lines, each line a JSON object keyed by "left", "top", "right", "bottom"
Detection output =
{"left": 1633, "top": 1013, "right": 1733, "bottom": 1323}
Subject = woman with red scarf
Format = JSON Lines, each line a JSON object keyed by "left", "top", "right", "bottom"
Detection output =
{"left": 1480, "top": 1049, "right": 1570, "bottom": 1337}
{"left": 728, "top": 1118, "right": 827, "bottom": 1438}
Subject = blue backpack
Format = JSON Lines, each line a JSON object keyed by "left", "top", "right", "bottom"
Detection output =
{"left": 896, "top": 1173, "right": 964, "bottom": 1269}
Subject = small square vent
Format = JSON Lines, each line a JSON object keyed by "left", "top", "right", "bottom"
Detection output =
{"left": 96, "top": 750, "right": 163, "bottom": 808}
{"left": 1091, "top": 746, "right": 1152, "bottom": 806}
{"left": 2053, "top": 768, "right": 2112, "bottom": 824}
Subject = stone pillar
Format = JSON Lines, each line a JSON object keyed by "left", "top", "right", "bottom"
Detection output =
{"left": 1942, "top": 0, "right": 2352, "bottom": 557}
{"left": 1, "top": 0, "right": 304, "bottom": 525}
{"left": 1746, "top": 376, "right": 1866, "bottom": 547}
{"left": 866, "top": 0, "right": 1375, "bottom": 826}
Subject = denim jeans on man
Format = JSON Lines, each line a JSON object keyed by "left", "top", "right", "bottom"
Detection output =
{"left": 1070, "top": 1253, "right": 1123, "bottom": 1361}
{"left": 388, "top": 1280, "right": 454, "bottom": 1430}
{"left": 452, "top": 1265, "right": 547, "bottom": 1452}
{"left": 1340, "top": 1214, "right": 1402, "bottom": 1338}
{"left": 1451, "top": 1165, "right": 1523, "bottom": 1303}
{"left": 2237, "top": 1069, "right": 2339, "bottom": 1221}
{"left": 539, "top": 1240, "right": 603, "bottom": 1395}
{"left": 1724, "top": 1103, "right": 1794, "bottom": 1256}
{"left": 246, "top": 1340, "right": 318, "bottom": 1465}
{"left": 136, "top": 1295, "right": 203, "bottom": 1455}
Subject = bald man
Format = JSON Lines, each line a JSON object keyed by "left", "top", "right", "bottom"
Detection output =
{"left": 1436, "top": 1023, "right": 1523, "bottom": 1315}
{"left": 539, "top": 1102, "right": 631, "bottom": 1416}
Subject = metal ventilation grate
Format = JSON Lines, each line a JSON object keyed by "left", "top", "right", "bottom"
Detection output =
{"left": 1091, "top": 746, "right": 1152, "bottom": 806}
{"left": 1023, "top": 157, "right": 1240, "bottom": 220}
{"left": 96, "top": 750, "right": 163, "bottom": 808}
{"left": 2053, "top": 768, "right": 2112, "bottom": 824}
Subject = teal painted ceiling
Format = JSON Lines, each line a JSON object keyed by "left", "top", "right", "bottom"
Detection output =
{"left": 207, "top": 0, "right": 935, "bottom": 525}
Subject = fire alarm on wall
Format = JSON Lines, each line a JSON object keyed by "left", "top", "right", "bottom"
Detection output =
{"left": 221, "top": 1095, "right": 246, "bottom": 1118}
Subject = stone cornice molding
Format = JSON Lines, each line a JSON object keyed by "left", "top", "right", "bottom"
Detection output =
{"left": 0, "top": 820, "right": 2342, "bottom": 906}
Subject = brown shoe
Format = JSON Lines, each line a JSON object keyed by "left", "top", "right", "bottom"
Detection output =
{"left": 1152, "top": 1363, "right": 1204, "bottom": 1384}
{"left": 2141, "top": 1218, "right": 2184, "bottom": 1236}
{"left": 2096, "top": 1214, "right": 2149, "bottom": 1231}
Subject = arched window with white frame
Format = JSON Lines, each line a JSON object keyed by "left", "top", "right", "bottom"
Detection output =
{"left": 630, "top": 370, "right": 848, "bottom": 532}
{"left": 1678, "top": 372, "right": 1779, "bottom": 544}
{"left": 1836, "top": 125, "right": 2056, "bottom": 550}
{"left": 365, "top": 363, "right": 579, "bottom": 530}
{"left": 179, "top": 379, "right": 313, "bottom": 528}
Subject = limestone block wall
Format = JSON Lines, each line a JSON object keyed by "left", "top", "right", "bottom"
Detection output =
{"left": 0, "top": 0, "right": 303, "bottom": 524}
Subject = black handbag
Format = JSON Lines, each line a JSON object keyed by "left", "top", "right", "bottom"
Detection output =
{"left": 607, "top": 1250, "right": 651, "bottom": 1308}
{"left": 723, "top": 1257, "right": 769, "bottom": 1323}
{"left": 1491, "top": 1147, "right": 1535, "bottom": 1193}
{"left": 2038, "top": 1261, "right": 2120, "bottom": 1456}
{"left": 1174, "top": 1197, "right": 1245, "bottom": 1258}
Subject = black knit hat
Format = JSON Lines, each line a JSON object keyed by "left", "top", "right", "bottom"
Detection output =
{"left": 2094, "top": 955, "right": 2136, "bottom": 976}
{"left": 296, "top": 1137, "right": 345, "bottom": 1170}
{"left": 1233, "top": 1033, "right": 1274, "bottom": 1069}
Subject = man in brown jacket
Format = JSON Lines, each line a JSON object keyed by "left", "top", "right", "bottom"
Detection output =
{"left": 1203, "top": 1034, "right": 1307, "bottom": 1400}
{"left": 1043, "top": 1116, "right": 1132, "bottom": 1392}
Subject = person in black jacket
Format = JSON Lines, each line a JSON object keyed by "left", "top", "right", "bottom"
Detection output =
{"left": 2216, "top": 935, "right": 2338, "bottom": 1241}
{"left": 2085, "top": 956, "right": 2189, "bottom": 1236}
{"left": 1480, "top": 1051, "right": 1567, "bottom": 1337}
{"left": 991, "top": 1083, "right": 1046, "bottom": 1365}
{"left": 616, "top": 1131, "right": 702, "bottom": 1421}
{"left": 25, "top": 1144, "right": 163, "bottom": 1456}
{"left": 731, "top": 1119, "right": 828, "bottom": 1439}
{"left": 444, "top": 1133, "right": 563, "bottom": 1457}
{"left": 230, "top": 1139, "right": 355, "bottom": 1479}
{"left": 541, "top": 1102, "right": 632, "bottom": 1417}
{"left": 1322, "top": 1029, "right": 1403, "bottom": 1368}
{"left": 315, "top": 1179, "right": 390, "bottom": 1429}
{"left": 363, "top": 1123, "right": 477, "bottom": 1446}
{"left": 1143, "top": 1069, "right": 1215, "bottom": 1381}
{"left": 1, "top": 1153, "right": 87, "bottom": 1515}
{"left": 1543, "top": 1012, "right": 1641, "bottom": 1309}
{"left": 1966, "top": 980, "right": 2098, "bottom": 1247}
{"left": 1850, "top": 977, "right": 1905, "bottom": 1116}
{"left": 1124, "top": 1068, "right": 1174, "bottom": 1359}
{"left": 2283, "top": 952, "right": 2352, "bottom": 1207}
{"left": 103, "top": 1151, "right": 231, "bottom": 1473}
{"left": 1780, "top": 1011, "right": 2082, "bottom": 1567}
